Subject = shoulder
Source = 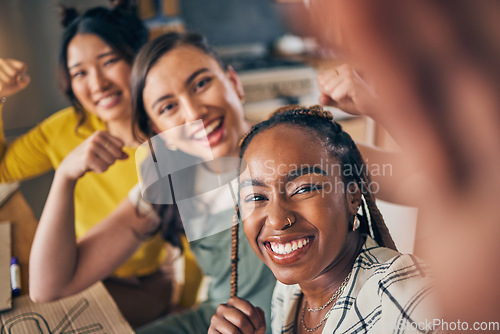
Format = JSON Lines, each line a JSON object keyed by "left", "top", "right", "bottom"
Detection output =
{"left": 350, "top": 238, "right": 438, "bottom": 332}
{"left": 39, "top": 107, "right": 103, "bottom": 134}
{"left": 355, "top": 237, "right": 431, "bottom": 294}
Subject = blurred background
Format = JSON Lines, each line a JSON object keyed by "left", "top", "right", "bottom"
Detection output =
{"left": 0, "top": 0, "right": 417, "bottom": 253}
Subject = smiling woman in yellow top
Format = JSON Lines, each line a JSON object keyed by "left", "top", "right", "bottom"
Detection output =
{"left": 0, "top": 5, "right": 200, "bottom": 328}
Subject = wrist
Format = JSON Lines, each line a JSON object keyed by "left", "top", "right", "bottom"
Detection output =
{"left": 54, "top": 168, "right": 79, "bottom": 186}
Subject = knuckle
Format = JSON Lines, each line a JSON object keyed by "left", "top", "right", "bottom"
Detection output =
{"left": 216, "top": 303, "right": 227, "bottom": 314}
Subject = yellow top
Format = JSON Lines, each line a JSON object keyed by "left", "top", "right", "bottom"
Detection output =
{"left": 0, "top": 104, "right": 165, "bottom": 277}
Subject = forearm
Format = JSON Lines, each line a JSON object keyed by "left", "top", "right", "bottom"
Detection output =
{"left": 357, "top": 142, "right": 420, "bottom": 205}
{"left": 30, "top": 174, "right": 157, "bottom": 301}
{"left": 29, "top": 170, "right": 79, "bottom": 301}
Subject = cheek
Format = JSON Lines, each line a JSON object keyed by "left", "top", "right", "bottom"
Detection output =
{"left": 70, "top": 80, "right": 87, "bottom": 100}
{"left": 113, "top": 64, "right": 132, "bottom": 86}
{"left": 242, "top": 217, "right": 263, "bottom": 252}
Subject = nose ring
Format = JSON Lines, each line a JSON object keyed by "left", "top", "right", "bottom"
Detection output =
{"left": 286, "top": 217, "right": 293, "bottom": 227}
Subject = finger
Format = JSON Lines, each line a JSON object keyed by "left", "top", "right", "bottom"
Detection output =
{"left": 87, "top": 153, "right": 113, "bottom": 173}
{"left": 256, "top": 308, "right": 267, "bottom": 334}
{"left": 6, "top": 58, "right": 27, "bottom": 72}
{"left": 329, "top": 80, "right": 354, "bottom": 103}
{"left": 0, "top": 59, "right": 21, "bottom": 78}
{"left": 226, "top": 297, "right": 265, "bottom": 331}
{"left": 207, "top": 327, "right": 222, "bottom": 334}
{"left": 319, "top": 74, "right": 345, "bottom": 97}
{"left": 210, "top": 313, "right": 243, "bottom": 334}
{"left": 6, "top": 60, "right": 30, "bottom": 88}
{"left": 0, "top": 67, "right": 11, "bottom": 86}
{"left": 215, "top": 302, "right": 255, "bottom": 333}
{"left": 319, "top": 93, "right": 337, "bottom": 106}
{"left": 318, "top": 69, "right": 341, "bottom": 90}
{"left": 90, "top": 144, "right": 117, "bottom": 166}
{"left": 93, "top": 132, "right": 126, "bottom": 159}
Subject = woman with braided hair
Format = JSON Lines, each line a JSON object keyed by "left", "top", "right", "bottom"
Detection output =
{"left": 209, "top": 105, "right": 438, "bottom": 334}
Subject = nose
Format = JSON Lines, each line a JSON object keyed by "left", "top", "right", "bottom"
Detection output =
{"left": 265, "top": 197, "right": 296, "bottom": 231}
{"left": 181, "top": 96, "right": 207, "bottom": 123}
{"left": 89, "top": 67, "right": 110, "bottom": 93}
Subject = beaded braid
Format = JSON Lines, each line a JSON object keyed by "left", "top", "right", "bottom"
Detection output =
{"left": 230, "top": 206, "right": 240, "bottom": 297}
{"left": 239, "top": 105, "right": 397, "bottom": 251}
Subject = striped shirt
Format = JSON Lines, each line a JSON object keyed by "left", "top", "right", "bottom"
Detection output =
{"left": 271, "top": 236, "right": 439, "bottom": 333}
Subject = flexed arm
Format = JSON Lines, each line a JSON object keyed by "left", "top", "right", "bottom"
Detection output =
{"left": 29, "top": 131, "right": 159, "bottom": 302}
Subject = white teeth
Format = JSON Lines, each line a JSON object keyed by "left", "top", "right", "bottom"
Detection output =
{"left": 270, "top": 238, "right": 310, "bottom": 255}
{"left": 193, "top": 119, "right": 222, "bottom": 140}
{"left": 98, "top": 93, "right": 119, "bottom": 106}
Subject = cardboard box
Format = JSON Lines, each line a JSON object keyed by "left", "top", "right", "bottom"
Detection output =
{"left": 0, "top": 282, "right": 133, "bottom": 333}
{"left": 0, "top": 222, "right": 11, "bottom": 312}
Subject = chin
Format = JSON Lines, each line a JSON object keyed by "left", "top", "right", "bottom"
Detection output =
{"left": 270, "top": 266, "right": 303, "bottom": 286}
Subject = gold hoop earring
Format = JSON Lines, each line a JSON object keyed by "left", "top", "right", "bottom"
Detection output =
{"left": 352, "top": 215, "right": 360, "bottom": 231}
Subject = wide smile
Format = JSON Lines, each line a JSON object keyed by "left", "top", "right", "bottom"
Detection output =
{"left": 191, "top": 117, "right": 225, "bottom": 147}
{"left": 263, "top": 236, "right": 315, "bottom": 265}
{"left": 95, "top": 91, "right": 122, "bottom": 109}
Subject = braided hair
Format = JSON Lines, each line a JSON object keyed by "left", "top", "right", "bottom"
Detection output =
{"left": 239, "top": 105, "right": 397, "bottom": 250}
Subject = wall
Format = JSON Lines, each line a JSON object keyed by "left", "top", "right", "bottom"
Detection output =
{"left": 0, "top": 0, "right": 108, "bottom": 217}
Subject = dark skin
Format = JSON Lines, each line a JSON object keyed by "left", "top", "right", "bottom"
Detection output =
{"left": 209, "top": 125, "right": 364, "bottom": 333}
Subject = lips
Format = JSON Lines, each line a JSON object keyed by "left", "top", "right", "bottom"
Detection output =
{"left": 263, "top": 235, "right": 314, "bottom": 265}
{"left": 192, "top": 117, "right": 223, "bottom": 140}
{"left": 96, "top": 92, "right": 122, "bottom": 108}
{"left": 190, "top": 117, "right": 225, "bottom": 147}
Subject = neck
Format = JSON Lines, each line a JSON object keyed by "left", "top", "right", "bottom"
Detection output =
{"left": 299, "top": 232, "right": 364, "bottom": 309}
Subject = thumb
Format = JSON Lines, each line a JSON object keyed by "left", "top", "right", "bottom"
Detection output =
{"left": 17, "top": 73, "right": 31, "bottom": 90}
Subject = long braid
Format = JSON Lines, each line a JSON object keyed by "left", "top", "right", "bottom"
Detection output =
{"left": 239, "top": 105, "right": 397, "bottom": 251}
{"left": 358, "top": 165, "right": 397, "bottom": 250}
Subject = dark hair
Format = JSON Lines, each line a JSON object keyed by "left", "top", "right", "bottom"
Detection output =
{"left": 131, "top": 32, "right": 225, "bottom": 142}
{"left": 57, "top": 5, "right": 148, "bottom": 130}
{"left": 239, "top": 105, "right": 397, "bottom": 250}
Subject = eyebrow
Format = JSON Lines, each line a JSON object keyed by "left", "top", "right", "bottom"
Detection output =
{"left": 239, "top": 178, "right": 267, "bottom": 190}
{"left": 151, "top": 68, "right": 210, "bottom": 110}
{"left": 286, "top": 166, "right": 327, "bottom": 182}
{"left": 68, "top": 51, "right": 117, "bottom": 70}
{"left": 238, "top": 166, "right": 327, "bottom": 190}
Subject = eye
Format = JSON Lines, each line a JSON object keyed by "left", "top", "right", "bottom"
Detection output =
{"left": 70, "top": 70, "right": 85, "bottom": 79}
{"left": 159, "top": 102, "right": 178, "bottom": 115}
{"left": 193, "top": 77, "right": 212, "bottom": 93}
{"left": 244, "top": 194, "right": 268, "bottom": 203}
{"left": 293, "top": 184, "right": 323, "bottom": 196}
{"left": 103, "top": 57, "right": 120, "bottom": 66}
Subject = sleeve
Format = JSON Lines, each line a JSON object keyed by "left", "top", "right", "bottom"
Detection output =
{"left": 0, "top": 104, "right": 54, "bottom": 182}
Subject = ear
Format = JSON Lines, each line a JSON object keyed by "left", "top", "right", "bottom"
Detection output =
{"left": 346, "top": 182, "right": 362, "bottom": 216}
{"left": 226, "top": 65, "right": 245, "bottom": 100}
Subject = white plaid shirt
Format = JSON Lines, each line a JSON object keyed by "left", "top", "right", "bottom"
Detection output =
{"left": 271, "top": 236, "right": 439, "bottom": 334}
